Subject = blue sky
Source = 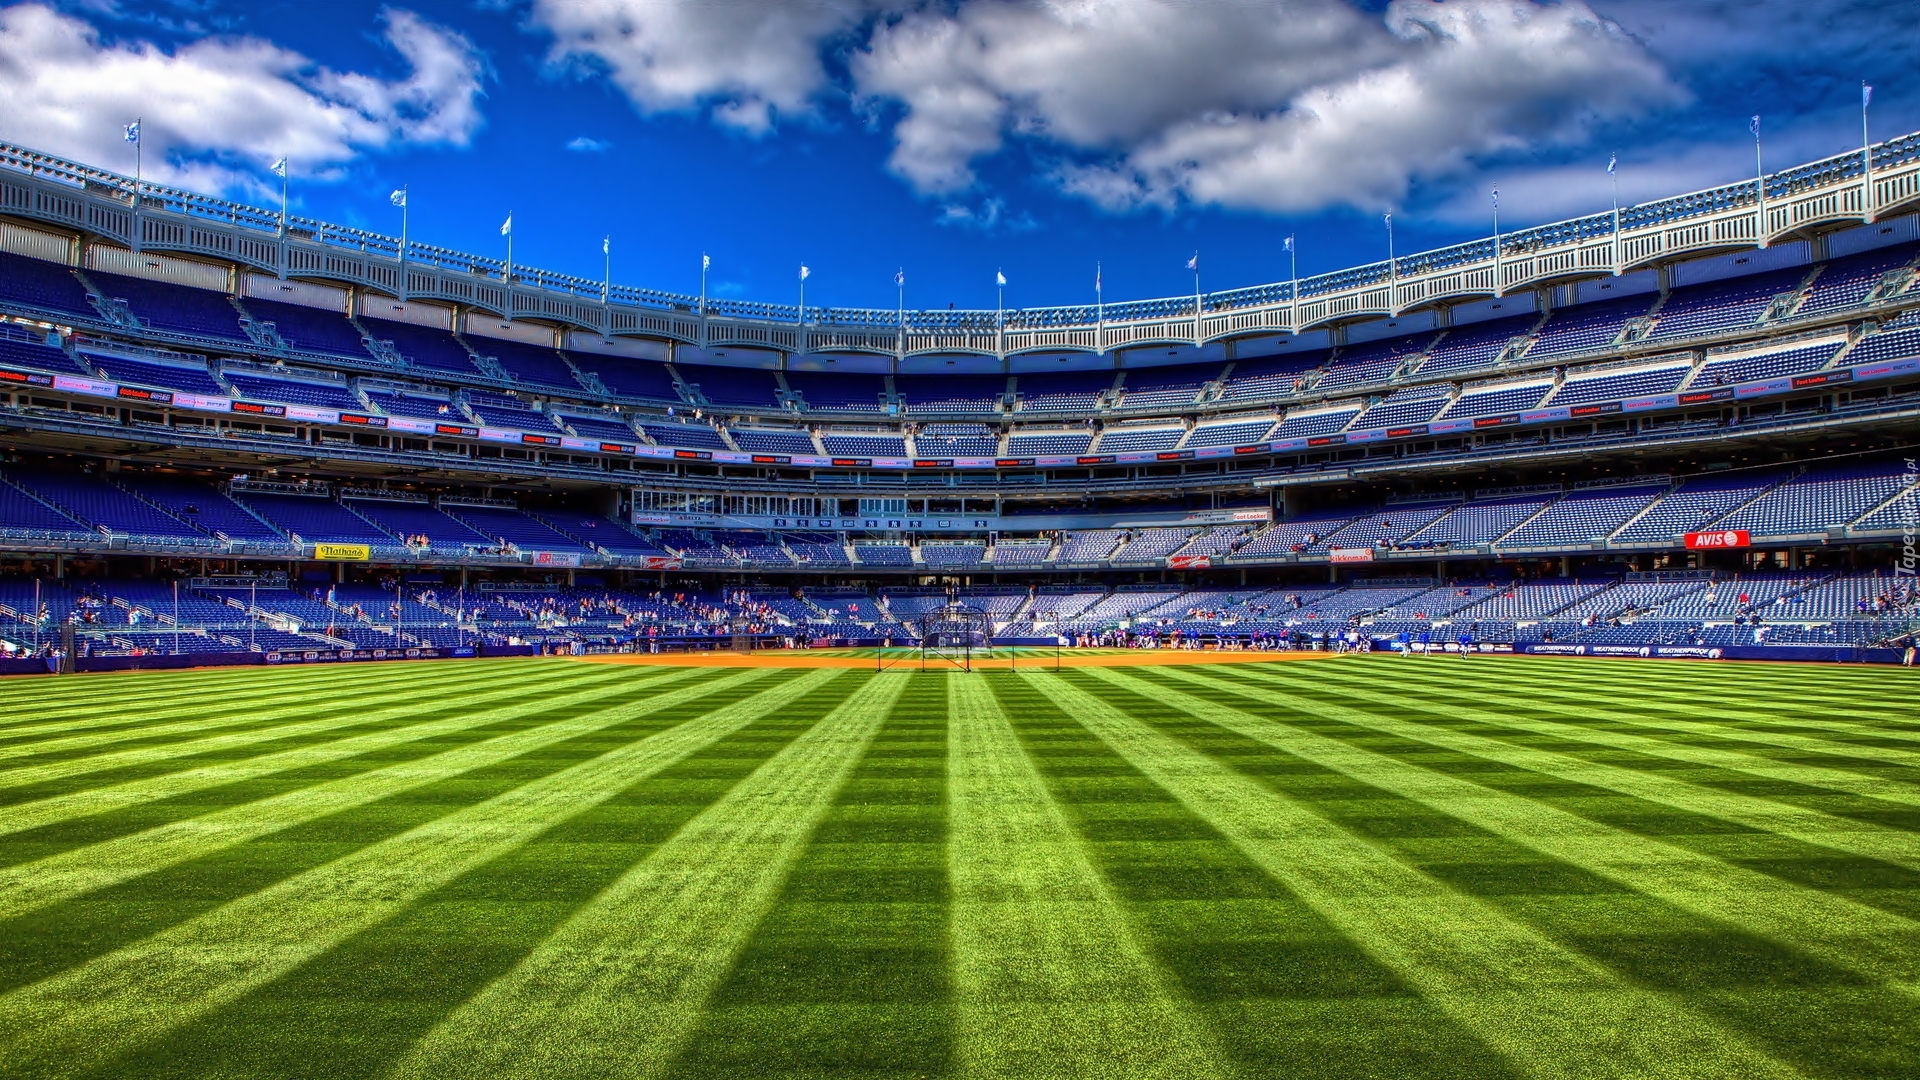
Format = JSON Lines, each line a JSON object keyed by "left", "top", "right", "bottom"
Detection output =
{"left": 0, "top": 0, "right": 1912, "bottom": 313}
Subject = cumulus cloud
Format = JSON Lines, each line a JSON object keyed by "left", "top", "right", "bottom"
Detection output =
{"left": 856, "top": 0, "right": 1679, "bottom": 212}
{"left": 0, "top": 4, "right": 484, "bottom": 191}
{"left": 529, "top": 0, "right": 881, "bottom": 135}
{"left": 566, "top": 135, "right": 611, "bottom": 152}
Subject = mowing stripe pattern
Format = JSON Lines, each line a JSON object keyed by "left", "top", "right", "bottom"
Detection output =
{"left": 0, "top": 656, "right": 1914, "bottom": 1079}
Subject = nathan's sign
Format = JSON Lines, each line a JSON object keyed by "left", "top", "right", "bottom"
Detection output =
{"left": 313, "top": 543, "right": 372, "bottom": 561}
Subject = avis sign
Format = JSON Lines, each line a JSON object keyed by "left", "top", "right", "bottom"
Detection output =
{"left": 1684, "top": 530, "right": 1751, "bottom": 549}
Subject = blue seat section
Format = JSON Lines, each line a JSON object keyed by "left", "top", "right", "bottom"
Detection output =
{"left": 1440, "top": 381, "right": 1551, "bottom": 419}
{"left": 821, "top": 433, "right": 908, "bottom": 457}
{"left": 568, "top": 352, "right": 679, "bottom": 399}
{"left": 1317, "top": 502, "right": 1458, "bottom": 550}
{"left": 0, "top": 331, "right": 88, "bottom": 374}
{"left": 1414, "top": 314, "right": 1535, "bottom": 376}
{"left": 532, "top": 513, "right": 665, "bottom": 557}
{"left": 234, "top": 493, "right": 397, "bottom": 549}
{"left": 1096, "top": 426, "right": 1183, "bottom": 452}
{"left": 553, "top": 411, "right": 638, "bottom": 442}
{"left": 1648, "top": 267, "right": 1805, "bottom": 340}
{"left": 1185, "top": 419, "right": 1274, "bottom": 447}
{"left": 344, "top": 502, "right": 489, "bottom": 553}
{"left": 1610, "top": 470, "right": 1790, "bottom": 544}
{"left": 222, "top": 372, "right": 362, "bottom": 410}
{"left": 917, "top": 423, "right": 997, "bottom": 456}
{"left": 358, "top": 316, "right": 480, "bottom": 375}
{"left": 364, "top": 389, "right": 460, "bottom": 421}
{"left": 853, "top": 543, "right": 913, "bottom": 566}
{"left": 1119, "top": 365, "right": 1221, "bottom": 409}
{"left": 896, "top": 374, "right": 1004, "bottom": 413}
{"left": 677, "top": 362, "right": 784, "bottom": 410}
{"left": 0, "top": 477, "right": 93, "bottom": 537}
{"left": 785, "top": 369, "right": 885, "bottom": 412}
{"left": 1005, "top": 430, "right": 1093, "bottom": 455}
{"left": 1714, "top": 463, "right": 1911, "bottom": 536}
{"left": 443, "top": 506, "right": 597, "bottom": 553}
{"left": 464, "top": 390, "right": 553, "bottom": 429}
{"left": 1497, "top": 486, "right": 1665, "bottom": 547}
{"left": 84, "top": 270, "right": 247, "bottom": 341}
{"left": 1405, "top": 495, "right": 1557, "bottom": 547}
{"left": 1354, "top": 384, "right": 1451, "bottom": 429}
{"left": 113, "top": 475, "right": 287, "bottom": 544}
{"left": 1313, "top": 333, "right": 1432, "bottom": 392}
{"left": 733, "top": 428, "right": 816, "bottom": 454}
{"left": 1525, "top": 295, "right": 1652, "bottom": 359}
{"left": 1842, "top": 325, "right": 1920, "bottom": 367}
{"left": 921, "top": 542, "right": 985, "bottom": 567}
{"left": 465, "top": 336, "right": 582, "bottom": 388}
{"left": 787, "top": 534, "right": 850, "bottom": 566}
{"left": 1797, "top": 244, "right": 1914, "bottom": 316}
{"left": 0, "top": 252, "right": 94, "bottom": 319}
{"left": 1015, "top": 369, "right": 1111, "bottom": 411}
{"left": 82, "top": 353, "right": 225, "bottom": 395}
{"left": 238, "top": 297, "right": 369, "bottom": 358}
{"left": 641, "top": 421, "right": 727, "bottom": 449}
{"left": 1548, "top": 364, "right": 1689, "bottom": 407}
{"left": 1271, "top": 408, "right": 1357, "bottom": 439}
{"left": 1691, "top": 342, "right": 1839, "bottom": 387}
{"left": 1219, "top": 351, "right": 1327, "bottom": 401}
{"left": 12, "top": 469, "right": 207, "bottom": 541}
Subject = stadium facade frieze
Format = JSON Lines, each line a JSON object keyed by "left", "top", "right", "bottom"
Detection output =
{"left": 3, "top": 131, "right": 1918, "bottom": 358}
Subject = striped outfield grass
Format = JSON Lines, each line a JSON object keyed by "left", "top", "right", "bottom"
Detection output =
{"left": 0, "top": 658, "right": 1916, "bottom": 1078}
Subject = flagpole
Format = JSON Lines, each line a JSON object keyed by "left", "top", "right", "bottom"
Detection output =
{"left": 798, "top": 266, "right": 806, "bottom": 327}
{"left": 700, "top": 254, "right": 709, "bottom": 317}
{"left": 1752, "top": 116, "right": 1767, "bottom": 247}
{"left": 1385, "top": 212, "right": 1396, "bottom": 282}
{"left": 1095, "top": 261, "right": 1104, "bottom": 354}
{"left": 129, "top": 118, "right": 142, "bottom": 254}
{"left": 1192, "top": 252, "right": 1202, "bottom": 346}
{"left": 602, "top": 237, "right": 611, "bottom": 305}
{"left": 1862, "top": 82, "right": 1875, "bottom": 221}
{"left": 1287, "top": 236, "right": 1298, "bottom": 334}
{"left": 1608, "top": 154, "right": 1620, "bottom": 275}
{"left": 279, "top": 159, "right": 288, "bottom": 237}
{"left": 1490, "top": 187, "right": 1501, "bottom": 297}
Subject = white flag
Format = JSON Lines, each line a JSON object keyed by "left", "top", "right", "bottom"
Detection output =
{"left": 1863, "top": 82, "right": 1873, "bottom": 109}
{"left": 894, "top": 269, "right": 904, "bottom": 286}
{"left": 500, "top": 213, "right": 513, "bottom": 236}
{"left": 702, "top": 253, "right": 711, "bottom": 271}
{"left": 124, "top": 120, "right": 140, "bottom": 143}
{"left": 1383, "top": 211, "right": 1393, "bottom": 229}
{"left": 602, "top": 236, "right": 610, "bottom": 255}
{"left": 1185, "top": 253, "right": 1198, "bottom": 271}
{"left": 1095, "top": 264, "right": 1102, "bottom": 291}
{"left": 799, "top": 264, "right": 810, "bottom": 280}
{"left": 1606, "top": 152, "right": 1616, "bottom": 176}
{"left": 1490, "top": 186, "right": 1499, "bottom": 209}
{"left": 1750, "top": 114, "right": 1761, "bottom": 140}
{"left": 270, "top": 157, "right": 288, "bottom": 178}
{"left": 996, "top": 270, "right": 1006, "bottom": 286}
{"left": 1283, "top": 235, "right": 1294, "bottom": 253}
{"left": 390, "top": 188, "right": 407, "bottom": 207}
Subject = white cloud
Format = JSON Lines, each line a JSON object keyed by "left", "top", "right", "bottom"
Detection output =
{"left": 528, "top": 0, "right": 881, "bottom": 135}
{"left": 855, "top": 0, "right": 1679, "bottom": 213}
{"left": 566, "top": 135, "right": 611, "bottom": 152}
{"left": 0, "top": 4, "right": 484, "bottom": 191}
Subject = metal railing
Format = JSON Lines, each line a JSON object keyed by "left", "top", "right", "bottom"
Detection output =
{"left": 3, "top": 132, "right": 1917, "bottom": 349}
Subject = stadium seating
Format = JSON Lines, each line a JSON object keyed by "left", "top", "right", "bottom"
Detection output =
{"left": 0, "top": 252, "right": 97, "bottom": 320}
{"left": 1496, "top": 486, "right": 1665, "bottom": 548}
{"left": 84, "top": 270, "right": 249, "bottom": 343}
{"left": 916, "top": 423, "right": 998, "bottom": 456}
{"left": 1525, "top": 295, "right": 1653, "bottom": 359}
{"left": 1713, "top": 462, "right": 1910, "bottom": 536}
{"left": 1689, "top": 341, "right": 1840, "bottom": 387}
{"left": 82, "top": 353, "right": 225, "bottom": 395}
{"left": 235, "top": 296, "right": 367, "bottom": 358}
{"left": 222, "top": 370, "right": 363, "bottom": 410}
{"left": 358, "top": 316, "right": 481, "bottom": 376}
{"left": 1648, "top": 268, "right": 1806, "bottom": 340}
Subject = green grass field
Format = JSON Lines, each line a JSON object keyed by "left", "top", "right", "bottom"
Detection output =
{"left": 0, "top": 655, "right": 1917, "bottom": 1079}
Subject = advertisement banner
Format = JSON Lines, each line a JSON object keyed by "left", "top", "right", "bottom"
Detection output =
{"left": 638, "top": 555, "right": 683, "bottom": 570}
{"left": 1328, "top": 547, "right": 1376, "bottom": 563}
{"left": 531, "top": 551, "right": 582, "bottom": 567}
{"left": 313, "top": 543, "right": 372, "bottom": 561}
{"left": 1167, "top": 554, "right": 1212, "bottom": 570}
{"left": 1684, "top": 530, "right": 1751, "bottom": 549}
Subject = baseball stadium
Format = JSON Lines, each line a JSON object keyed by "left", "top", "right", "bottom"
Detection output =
{"left": 1, "top": 2, "right": 1918, "bottom": 1076}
